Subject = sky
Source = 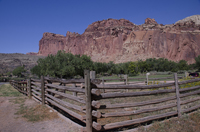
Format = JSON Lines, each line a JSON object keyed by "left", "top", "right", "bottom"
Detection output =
{"left": 0, "top": 0, "right": 200, "bottom": 54}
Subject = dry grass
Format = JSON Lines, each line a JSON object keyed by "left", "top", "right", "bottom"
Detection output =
{"left": 1, "top": 84, "right": 59, "bottom": 122}
{"left": 15, "top": 104, "right": 58, "bottom": 122}
{"left": 137, "top": 110, "right": 200, "bottom": 132}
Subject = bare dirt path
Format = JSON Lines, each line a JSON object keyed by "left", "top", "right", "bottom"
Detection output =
{"left": 0, "top": 96, "right": 81, "bottom": 132}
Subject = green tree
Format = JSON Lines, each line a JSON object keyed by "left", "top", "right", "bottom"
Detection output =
{"left": 138, "top": 60, "right": 149, "bottom": 73}
{"left": 128, "top": 62, "right": 138, "bottom": 76}
{"left": 195, "top": 55, "right": 200, "bottom": 71}
{"left": 31, "top": 50, "right": 94, "bottom": 78}
{"left": 93, "top": 62, "right": 107, "bottom": 74}
{"left": 177, "top": 60, "right": 189, "bottom": 71}
{"left": 120, "top": 62, "right": 130, "bottom": 74}
{"left": 6, "top": 71, "right": 12, "bottom": 77}
{"left": 106, "top": 61, "right": 116, "bottom": 75}
{"left": 12, "top": 66, "right": 26, "bottom": 77}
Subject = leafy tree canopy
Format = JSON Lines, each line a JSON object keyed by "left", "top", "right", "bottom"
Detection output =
{"left": 31, "top": 50, "right": 192, "bottom": 78}
{"left": 12, "top": 66, "right": 26, "bottom": 77}
{"left": 195, "top": 55, "right": 200, "bottom": 71}
{"left": 31, "top": 51, "right": 93, "bottom": 78}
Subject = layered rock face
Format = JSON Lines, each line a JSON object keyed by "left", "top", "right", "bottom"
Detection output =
{"left": 38, "top": 15, "right": 200, "bottom": 64}
{"left": 38, "top": 32, "right": 66, "bottom": 56}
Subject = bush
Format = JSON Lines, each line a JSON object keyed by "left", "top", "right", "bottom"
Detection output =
{"left": 12, "top": 66, "right": 26, "bottom": 77}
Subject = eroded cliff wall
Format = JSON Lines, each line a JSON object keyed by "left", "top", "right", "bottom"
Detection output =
{"left": 38, "top": 15, "right": 200, "bottom": 64}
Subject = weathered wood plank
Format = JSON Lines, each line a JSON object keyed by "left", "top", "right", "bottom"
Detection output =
{"left": 45, "top": 84, "right": 100, "bottom": 96}
{"left": 81, "top": 122, "right": 101, "bottom": 132}
{"left": 95, "top": 89, "right": 176, "bottom": 99}
{"left": 92, "top": 122, "right": 102, "bottom": 131}
{"left": 178, "top": 78, "right": 200, "bottom": 85}
{"left": 179, "top": 85, "right": 200, "bottom": 93}
{"left": 149, "top": 77, "right": 173, "bottom": 80}
{"left": 31, "top": 86, "right": 41, "bottom": 91}
{"left": 45, "top": 94, "right": 83, "bottom": 112}
{"left": 96, "top": 90, "right": 200, "bottom": 109}
{"left": 82, "top": 110, "right": 101, "bottom": 119}
{"left": 180, "top": 89, "right": 200, "bottom": 98}
{"left": 46, "top": 84, "right": 84, "bottom": 93}
{"left": 13, "top": 85, "right": 27, "bottom": 94}
{"left": 181, "top": 104, "right": 200, "bottom": 113}
{"left": 104, "top": 78, "right": 125, "bottom": 81}
{"left": 102, "top": 96, "right": 199, "bottom": 118}
{"left": 84, "top": 70, "right": 92, "bottom": 132}
{"left": 94, "top": 82, "right": 175, "bottom": 89}
{"left": 102, "top": 111, "right": 177, "bottom": 130}
{"left": 46, "top": 88, "right": 86, "bottom": 104}
{"left": 128, "top": 77, "right": 146, "bottom": 80}
{"left": 31, "top": 89, "right": 41, "bottom": 96}
{"left": 45, "top": 98, "right": 84, "bottom": 122}
{"left": 181, "top": 97, "right": 200, "bottom": 105}
{"left": 98, "top": 96, "right": 176, "bottom": 109}
{"left": 32, "top": 93, "right": 42, "bottom": 101}
{"left": 31, "top": 78, "right": 41, "bottom": 82}
{"left": 31, "top": 82, "right": 41, "bottom": 87}
{"left": 17, "top": 85, "right": 27, "bottom": 89}
{"left": 73, "top": 83, "right": 77, "bottom": 96}
{"left": 102, "top": 103, "right": 176, "bottom": 117}
{"left": 28, "top": 78, "right": 31, "bottom": 99}
{"left": 41, "top": 76, "right": 45, "bottom": 105}
{"left": 81, "top": 101, "right": 101, "bottom": 110}
{"left": 44, "top": 77, "right": 85, "bottom": 84}
{"left": 174, "top": 73, "right": 181, "bottom": 117}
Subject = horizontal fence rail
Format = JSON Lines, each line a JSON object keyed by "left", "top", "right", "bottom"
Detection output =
{"left": 9, "top": 72, "right": 200, "bottom": 132}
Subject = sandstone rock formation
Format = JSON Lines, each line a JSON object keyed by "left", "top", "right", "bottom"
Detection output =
{"left": 175, "top": 15, "right": 200, "bottom": 26}
{"left": 144, "top": 18, "right": 158, "bottom": 25}
{"left": 38, "top": 15, "right": 200, "bottom": 64}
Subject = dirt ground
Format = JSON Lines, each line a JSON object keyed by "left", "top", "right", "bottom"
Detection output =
{"left": 0, "top": 96, "right": 81, "bottom": 132}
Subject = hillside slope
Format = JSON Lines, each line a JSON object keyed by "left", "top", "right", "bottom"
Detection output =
{"left": 0, "top": 53, "right": 44, "bottom": 74}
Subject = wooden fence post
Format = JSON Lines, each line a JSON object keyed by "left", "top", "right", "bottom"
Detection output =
{"left": 185, "top": 72, "right": 188, "bottom": 78}
{"left": 174, "top": 73, "right": 181, "bottom": 117}
{"left": 73, "top": 83, "right": 77, "bottom": 96}
{"left": 90, "top": 71, "right": 96, "bottom": 79}
{"left": 28, "top": 78, "right": 32, "bottom": 99}
{"left": 124, "top": 75, "right": 128, "bottom": 92}
{"left": 84, "top": 70, "right": 92, "bottom": 132}
{"left": 102, "top": 77, "right": 105, "bottom": 93}
{"left": 146, "top": 73, "right": 150, "bottom": 85}
{"left": 41, "top": 76, "right": 45, "bottom": 105}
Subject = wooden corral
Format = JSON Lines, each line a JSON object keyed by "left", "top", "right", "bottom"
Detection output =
{"left": 10, "top": 72, "right": 200, "bottom": 132}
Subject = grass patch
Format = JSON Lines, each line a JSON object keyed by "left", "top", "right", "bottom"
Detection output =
{"left": 0, "top": 84, "right": 22, "bottom": 97}
{"left": 15, "top": 104, "right": 58, "bottom": 122}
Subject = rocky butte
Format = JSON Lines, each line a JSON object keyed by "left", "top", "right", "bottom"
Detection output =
{"left": 37, "top": 15, "right": 200, "bottom": 64}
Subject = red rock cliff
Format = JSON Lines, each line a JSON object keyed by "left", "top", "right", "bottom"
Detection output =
{"left": 38, "top": 15, "right": 200, "bottom": 64}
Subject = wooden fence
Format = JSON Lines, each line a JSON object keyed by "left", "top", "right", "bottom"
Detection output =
{"left": 9, "top": 71, "right": 200, "bottom": 132}
{"left": 101, "top": 74, "right": 184, "bottom": 85}
{"left": 10, "top": 80, "right": 28, "bottom": 95}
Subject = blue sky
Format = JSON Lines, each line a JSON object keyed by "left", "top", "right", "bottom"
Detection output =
{"left": 0, "top": 0, "right": 200, "bottom": 54}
